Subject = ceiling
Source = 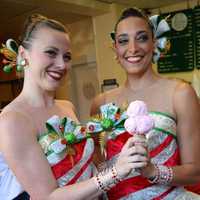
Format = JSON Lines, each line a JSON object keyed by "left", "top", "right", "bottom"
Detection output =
{"left": 0, "top": 0, "right": 189, "bottom": 25}
{"left": 0, "top": 0, "right": 91, "bottom": 40}
{"left": 0, "top": 0, "right": 189, "bottom": 26}
{"left": 0, "top": 0, "right": 89, "bottom": 25}
{"left": 97, "top": 0, "right": 187, "bottom": 9}
{"left": 0, "top": 0, "right": 189, "bottom": 39}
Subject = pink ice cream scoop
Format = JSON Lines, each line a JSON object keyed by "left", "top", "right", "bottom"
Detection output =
{"left": 124, "top": 100, "right": 154, "bottom": 136}
{"left": 126, "top": 100, "right": 148, "bottom": 117}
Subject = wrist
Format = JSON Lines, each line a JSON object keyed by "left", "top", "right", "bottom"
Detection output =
{"left": 147, "top": 164, "right": 173, "bottom": 185}
{"left": 142, "top": 162, "right": 157, "bottom": 179}
{"left": 93, "top": 165, "right": 121, "bottom": 192}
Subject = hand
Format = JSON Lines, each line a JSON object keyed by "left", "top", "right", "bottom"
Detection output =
{"left": 140, "top": 162, "right": 157, "bottom": 179}
{"left": 132, "top": 134, "right": 147, "bottom": 147}
{"left": 132, "top": 134, "right": 157, "bottom": 178}
{"left": 115, "top": 136, "right": 148, "bottom": 179}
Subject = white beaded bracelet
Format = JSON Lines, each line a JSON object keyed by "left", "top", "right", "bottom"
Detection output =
{"left": 148, "top": 164, "right": 173, "bottom": 185}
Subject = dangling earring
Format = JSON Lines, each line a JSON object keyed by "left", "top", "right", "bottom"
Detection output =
{"left": 114, "top": 55, "right": 120, "bottom": 64}
{"left": 16, "top": 58, "right": 27, "bottom": 72}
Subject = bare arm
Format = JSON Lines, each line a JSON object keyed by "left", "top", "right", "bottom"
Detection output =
{"left": 142, "top": 82, "right": 200, "bottom": 185}
{"left": 0, "top": 112, "right": 101, "bottom": 200}
{"left": 171, "top": 82, "right": 200, "bottom": 185}
{"left": 56, "top": 99, "right": 79, "bottom": 122}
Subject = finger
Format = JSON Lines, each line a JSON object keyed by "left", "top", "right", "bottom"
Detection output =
{"left": 131, "top": 162, "right": 148, "bottom": 169}
{"left": 120, "top": 155, "right": 148, "bottom": 167}
{"left": 116, "top": 153, "right": 148, "bottom": 166}
{"left": 127, "top": 145, "right": 148, "bottom": 156}
{"left": 121, "top": 137, "right": 135, "bottom": 151}
{"left": 128, "top": 154, "right": 148, "bottom": 163}
{"left": 134, "top": 142, "right": 148, "bottom": 148}
{"left": 132, "top": 137, "right": 147, "bottom": 147}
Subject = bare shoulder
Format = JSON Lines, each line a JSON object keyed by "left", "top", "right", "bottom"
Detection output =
{"left": 56, "top": 99, "right": 75, "bottom": 110}
{"left": 90, "top": 93, "right": 105, "bottom": 116}
{"left": 90, "top": 87, "right": 121, "bottom": 116}
{"left": 0, "top": 100, "right": 33, "bottom": 129}
{"left": 172, "top": 79, "right": 199, "bottom": 116}
{"left": 0, "top": 110, "right": 36, "bottom": 150}
{"left": 55, "top": 99, "right": 78, "bottom": 122}
{"left": 174, "top": 79, "right": 196, "bottom": 100}
{"left": 158, "top": 77, "right": 182, "bottom": 88}
{"left": 156, "top": 77, "right": 189, "bottom": 96}
{"left": 105, "top": 87, "right": 122, "bottom": 100}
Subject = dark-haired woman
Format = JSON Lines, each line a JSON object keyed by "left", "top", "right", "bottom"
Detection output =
{"left": 91, "top": 7, "right": 200, "bottom": 199}
{"left": 0, "top": 14, "right": 148, "bottom": 200}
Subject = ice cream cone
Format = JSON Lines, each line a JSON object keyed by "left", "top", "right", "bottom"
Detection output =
{"left": 133, "top": 133, "right": 147, "bottom": 147}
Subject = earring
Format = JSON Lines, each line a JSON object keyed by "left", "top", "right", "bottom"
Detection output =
{"left": 114, "top": 55, "right": 120, "bottom": 64}
{"left": 16, "top": 59, "right": 27, "bottom": 72}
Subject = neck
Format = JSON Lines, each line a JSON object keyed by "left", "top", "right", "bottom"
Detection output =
{"left": 20, "top": 78, "right": 55, "bottom": 108}
{"left": 125, "top": 67, "right": 160, "bottom": 92}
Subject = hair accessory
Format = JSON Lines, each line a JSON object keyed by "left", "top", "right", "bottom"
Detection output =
{"left": 110, "top": 31, "right": 115, "bottom": 41}
{"left": 149, "top": 15, "right": 171, "bottom": 63}
{"left": 0, "top": 39, "right": 21, "bottom": 73}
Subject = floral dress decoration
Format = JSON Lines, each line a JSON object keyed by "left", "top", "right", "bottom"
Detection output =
{"left": 86, "top": 103, "right": 127, "bottom": 157}
{"left": 38, "top": 115, "right": 95, "bottom": 187}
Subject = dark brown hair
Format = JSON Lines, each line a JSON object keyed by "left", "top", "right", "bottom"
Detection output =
{"left": 111, "top": 7, "right": 153, "bottom": 41}
{"left": 20, "top": 13, "right": 68, "bottom": 49}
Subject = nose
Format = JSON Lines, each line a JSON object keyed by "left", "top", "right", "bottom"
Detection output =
{"left": 56, "top": 56, "right": 67, "bottom": 69}
{"left": 127, "top": 39, "right": 138, "bottom": 54}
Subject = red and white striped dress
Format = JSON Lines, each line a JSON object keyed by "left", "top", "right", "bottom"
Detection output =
{"left": 105, "top": 111, "right": 200, "bottom": 200}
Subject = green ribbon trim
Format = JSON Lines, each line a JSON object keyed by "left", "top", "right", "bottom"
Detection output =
{"left": 149, "top": 111, "right": 176, "bottom": 122}
{"left": 153, "top": 127, "right": 177, "bottom": 139}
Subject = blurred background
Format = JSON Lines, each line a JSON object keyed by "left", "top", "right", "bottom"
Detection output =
{"left": 0, "top": 0, "right": 198, "bottom": 121}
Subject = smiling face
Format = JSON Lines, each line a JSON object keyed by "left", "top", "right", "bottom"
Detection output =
{"left": 22, "top": 26, "right": 71, "bottom": 91}
{"left": 114, "top": 16, "right": 155, "bottom": 75}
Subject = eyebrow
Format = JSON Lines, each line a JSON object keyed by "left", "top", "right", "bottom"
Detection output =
{"left": 45, "top": 46, "right": 59, "bottom": 51}
{"left": 46, "top": 46, "right": 71, "bottom": 53}
{"left": 136, "top": 30, "right": 148, "bottom": 35}
{"left": 65, "top": 51, "right": 72, "bottom": 56}
{"left": 117, "top": 30, "right": 148, "bottom": 38}
{"left": 117, "top": 33, "right": 128, "bottom": 38}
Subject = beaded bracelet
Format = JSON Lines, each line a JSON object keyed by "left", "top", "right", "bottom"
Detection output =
{"left": 93, "top": 165, "right": 121, "bottom": 192}
{"left": 111, "top": 165, "right": 122, "bottom": 183}
{"left": 148, "top": 164, "right": 173, "bottom": 185}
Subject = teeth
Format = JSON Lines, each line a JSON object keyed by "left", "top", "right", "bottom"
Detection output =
{"left": 127, "top": 56, "right": 141, "bottom": 62}
{"left": 48, "top": 71, "right": 62, "bottom": 79}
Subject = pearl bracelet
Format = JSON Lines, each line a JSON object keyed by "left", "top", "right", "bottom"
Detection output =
{"left": 148, "top": 164, "right": 173, "bottom": 185}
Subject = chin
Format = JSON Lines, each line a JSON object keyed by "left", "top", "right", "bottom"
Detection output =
{"left": 124, "top": 61, "right": 150, "bottom": 73}
{"left": 43, "top": 82, "right": 60, "bottom": 92}
{"left": 123, "top": 64, "right": 142, "bottom": 73}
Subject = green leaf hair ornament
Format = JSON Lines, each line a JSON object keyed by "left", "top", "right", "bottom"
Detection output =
{"left": 0, "top": 38, "right": 23, "bottom": 73}
{"left": 150, "top": 15, "right": 171, "bottom": 63}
